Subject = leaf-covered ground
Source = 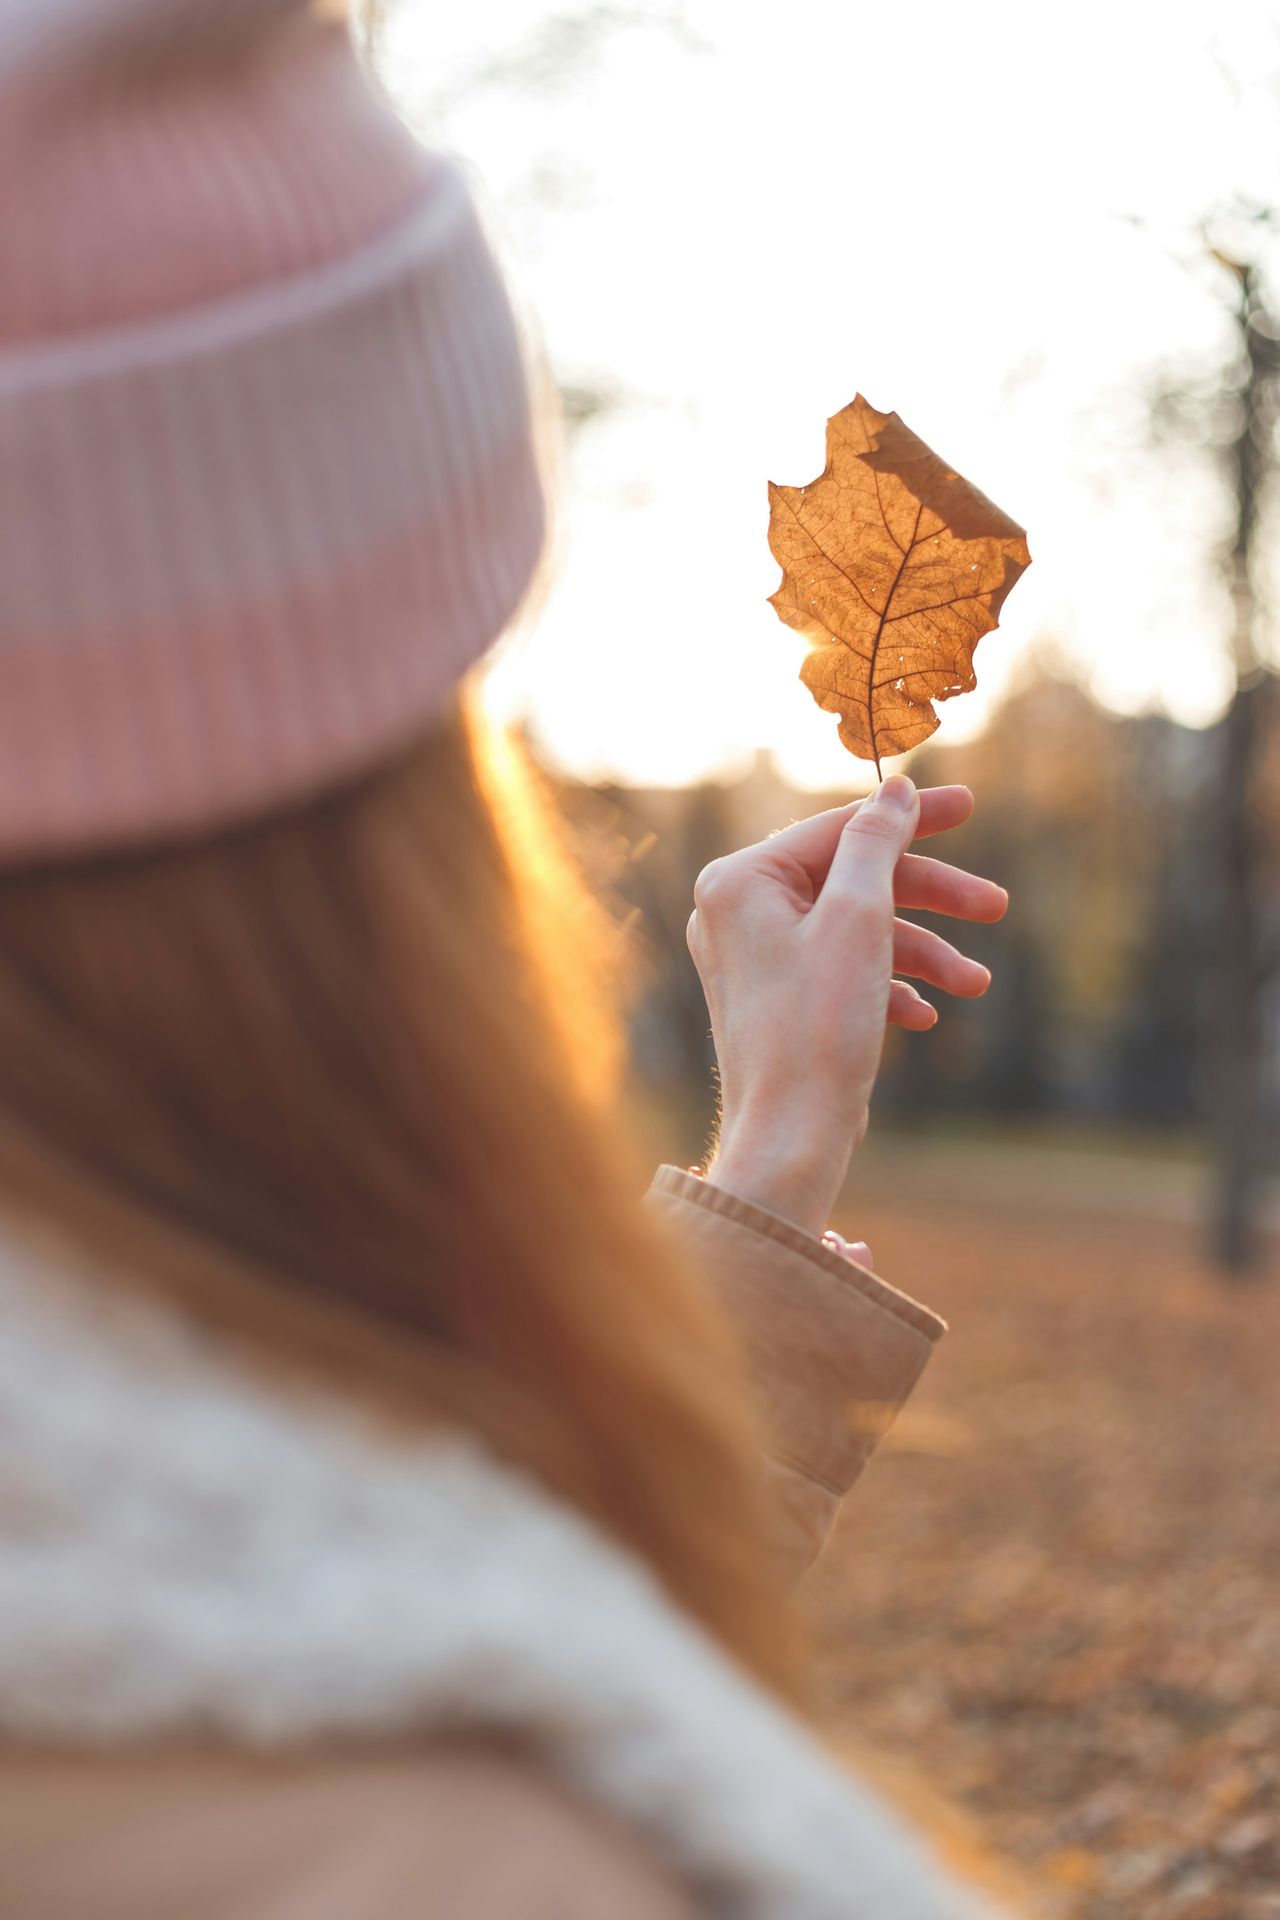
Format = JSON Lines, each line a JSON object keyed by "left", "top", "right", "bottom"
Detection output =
{"left": 808, "top": 1182, "right": 1280, "bottom": 1919}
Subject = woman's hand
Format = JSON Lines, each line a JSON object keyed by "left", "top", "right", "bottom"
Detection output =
{"left": 686, "top": 777, "right": 1006, "bottom": 1238}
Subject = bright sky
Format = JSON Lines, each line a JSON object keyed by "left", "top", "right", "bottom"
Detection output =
{"left": 380, "top": 0, "right": 1280, "bottom": 789}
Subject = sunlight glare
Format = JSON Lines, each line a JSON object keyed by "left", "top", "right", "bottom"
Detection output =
{"left": 383, "top": 0, "right": 1277, "bottom": 787}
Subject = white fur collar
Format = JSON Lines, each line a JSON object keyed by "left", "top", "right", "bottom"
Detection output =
{"left": 0, "top": 1227, "right": 984, "bottom": 1920}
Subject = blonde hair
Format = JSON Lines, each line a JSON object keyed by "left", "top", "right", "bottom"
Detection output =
{"left": 0, "top": 702, "right": 788, "bottom": 1684}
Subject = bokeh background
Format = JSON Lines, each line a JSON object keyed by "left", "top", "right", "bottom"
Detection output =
{"left": 373, "top": 4, "right": 1279, "bottom": 1914}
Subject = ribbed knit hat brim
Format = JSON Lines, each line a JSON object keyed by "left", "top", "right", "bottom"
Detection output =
{"left": 0, "top": 2, "right": 546, "bottom": 858}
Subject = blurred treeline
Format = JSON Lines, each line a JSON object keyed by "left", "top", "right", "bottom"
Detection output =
{"left": 551, "top": 659, "right": 1280, "bottom": 1196}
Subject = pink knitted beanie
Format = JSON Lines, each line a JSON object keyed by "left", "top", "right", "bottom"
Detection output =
{"left": 0, "top": 0, "right": 546, "bottom": 858}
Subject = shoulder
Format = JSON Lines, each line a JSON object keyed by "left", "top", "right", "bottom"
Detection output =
{"left": 0, "top": 1743, "right": 704, "bottom": 1920}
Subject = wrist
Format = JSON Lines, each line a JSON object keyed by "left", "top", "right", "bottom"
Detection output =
{"left": 704, "top": 1123, "right": 853, "bottom": 1239}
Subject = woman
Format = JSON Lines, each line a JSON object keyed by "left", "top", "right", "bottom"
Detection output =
{"left": 0, "top": 1, "right": 1008, "bottom": 1914}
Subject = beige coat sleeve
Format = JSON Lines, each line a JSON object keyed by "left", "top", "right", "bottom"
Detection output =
{"left": 646, "top": 1165, "right": 946, "bottom": 1568}
{"left": 0, "top": 1746, "right": 703, "bottom": 1920}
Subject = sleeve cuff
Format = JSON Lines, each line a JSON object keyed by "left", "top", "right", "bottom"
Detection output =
{"left": 648, "top": 1164, "right": 946, "bottom": 1343}
{"left": 646, "top": 1165, "right": 946, "bottom": 1524}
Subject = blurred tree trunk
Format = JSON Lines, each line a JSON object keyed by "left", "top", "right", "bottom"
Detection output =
{"left": 1208, "top": 256, "right": 1277, "bottom": 1277}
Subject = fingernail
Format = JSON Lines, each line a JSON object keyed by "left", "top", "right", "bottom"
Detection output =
{"left": 875, "top": 774, "right": 917, "bottom": 814}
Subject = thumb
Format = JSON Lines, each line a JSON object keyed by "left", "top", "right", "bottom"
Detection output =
{"left": 821, "top": 774, "right": 920, "bottom": 908}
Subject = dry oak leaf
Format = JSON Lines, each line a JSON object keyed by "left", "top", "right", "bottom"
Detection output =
{"left": 767, "top": 395, "right": 1031, "bottom": 771}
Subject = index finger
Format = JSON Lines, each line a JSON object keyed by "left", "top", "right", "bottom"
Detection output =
{"left": 913, "top": 785, "right": 975, "bottom": 839}
{"left": 764, "top": 785, "right": 975, "bottom": 892}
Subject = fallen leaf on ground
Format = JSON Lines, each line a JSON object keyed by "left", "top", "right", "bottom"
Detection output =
{"left": 767, "top": 395, "right": 1031, "bottom": 772}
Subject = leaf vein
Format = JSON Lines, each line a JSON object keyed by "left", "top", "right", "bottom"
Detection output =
{"left": 886, "top": 592, "right": 985, "bottom": 622}
{"left": 870, "top": 467, "right": 906, "bottom": 555}
{"left": 866, "top": 501, "right": 923, "bottom": 771}
{"left": 775, "top": 493, "right": 883, "bottom": 619}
